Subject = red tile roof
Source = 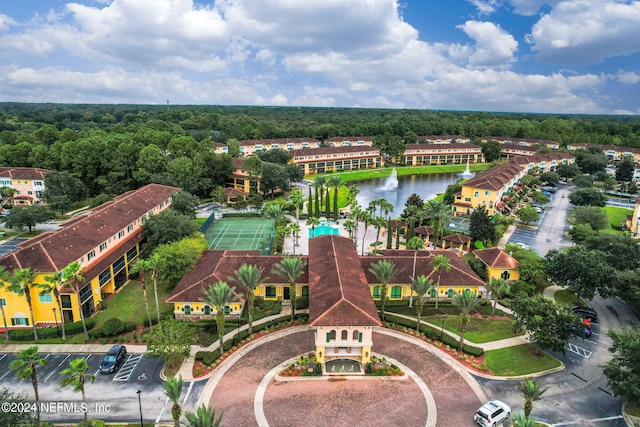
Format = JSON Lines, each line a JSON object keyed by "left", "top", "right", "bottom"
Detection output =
{"left": 462, "top": 161, "right": 524, "bottom": 191}
{"left": 0, "top": 167, "right": 50, "bottom": 180}
{"left": 0, "top": 183, "right": 178, "bottom": 274}
{"left": 473, "top": 247, "right": 520, "bottom": 269}
{"left": 308, "top": 235, "right": 381, "bottom": 327}
{"left": 167, "top": 251, "right": 309, "bottom": 304}
{"left": 414, "top": 226, "right": 434, "bottom": 236}
{"left": 443, "top": 234, "right": 471, "bottom": 244}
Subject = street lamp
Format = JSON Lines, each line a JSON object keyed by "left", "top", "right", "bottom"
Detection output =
{"left": 440, "top": 316, "right": 446, "bottom": 342}
{"left": 52, "top": 308, "right": 60, "bottom": 338}
{"left": 236, "top": 313, "right": 241, "bottom": 343}
{"left": 136, "top": 390, "right": 143, "bottom": 427}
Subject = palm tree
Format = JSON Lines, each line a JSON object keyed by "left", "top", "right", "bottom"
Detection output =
{"left": 290, "top": 189, "right": 304, "bottom": 224}
{"left": 373, "top": 215, "right": 386, "bottom": 243}
{"left": 410, "top": 275, "right": 434, "bottom": 331}
{"left": 327, "top": 175, "right": 342, "bottom": 219}
{"left": 230, "top": 264, "right": 265, "bottom": 334}
{"left": 9, "top": 268, "right": 40, "bottom": 341}
{"left": 347, "top": 184, "right": 359, "bottom": 205}
{"left": 307, "top": 216, "right": 320, "bottom": 238}
{"left": 425, "top": 199, "right": 451, "bottom": 241}
{"left": 129, "top": 259, "right": 154, "bottom": 331}
{"left": 314, "top": 176, "right": 327, "bottom": 209}
{"left": 431, "top": 254, "right": 451, "bottom": 310}
{"left": 185, "top": 404, "right": 223, "bottom": 427}
{"left": 510, "top": 411, "right": 535, "bottom": 427}
{"left": 378, "top": 199, "right": 394, "bottom": 220}
{"left": 0, "top": 267, "right": 11, "bottom": 340}
{"left": 163, "top": 375, "right": 184, "bottom": 427}
{"left": 10, "top": 346, "right": 48, "bottom": 426}
{"left": 272, "top": 257, "right": 307, "bottom": 321}
{"left": 486, "top": 277, "right": 510, "bottom": 316}
{"left": 360, "top": 210, "right": 373, "bottom": 256}
{"left": 61, "top": 357, "right": 95, "bottom": 427}
{"left": 406, "top": 237, "right": 425, "bottom": 307}
{"left": 368, "top": 260, "right": 403, "bottom": 322}
{"left": 263, "top": 203, "right": 286, "bottom": 226}
{"left": 62, "top": 261, "right": 90, "bottom": 341}
{"left": 39, "top": 271, "right": 67, "bottom": 340}
{"left": 288, "top": 223, "right": 301, "bottom": 255}
{"left": 519, "top": 379, "right": 549, "bottom": 417}
{"left": 200, "top": 281, "right": 241, "bottom": 355}
{"left": 146, "top": 253, "right": 162, "bottom": 322}
{"left": 343, "top": 219, "right": 356, "bottom": 238}
{"left": 452, "top": 290, "right": 481, "bottom": 351}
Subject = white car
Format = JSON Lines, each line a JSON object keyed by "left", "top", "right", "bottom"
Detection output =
{"left": 474, "top": 400, "right": 511, "bottom": 427}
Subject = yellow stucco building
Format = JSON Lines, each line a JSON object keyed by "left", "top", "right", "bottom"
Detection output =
{"left": 0, "top": 184, "right": 178, "bottom": 333}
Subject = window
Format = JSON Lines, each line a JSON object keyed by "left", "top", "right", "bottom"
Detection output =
{"left": 224, "top": 306, "right": 231, "bottom": 315}
{"left": 183, "top": 305, "right": 192, "bottom": 315}
{"left": 79, "top": 284, "right": 93, "bottom": 304}
{"left": 301, "top": 286, "right": 309, "bottom": 298}
{"left": 87, "top": 250, "right": 96, "bottom": 261}
{"left": 118, "top": 230, "right": 124, "bottom": 239}
{"left": 11, "top": 316, "right": 28, "bottom": 326}
{"left": 353, "top": 330, "right": 360, "bottom": 340}
{"left": 0, "top": 298, "right": 6, "bottom": 307}
{"left": 330, "top": 330, "right": 336, "bottom": 340}
{"left": 501, "top": 270, "right": 510, "bottom": 280}
{"left": 265, "top": 286, "right": 276, "bottom": 298}
{"left": 485, "top": 191, "right": 491, "bottom": 195}
{"left": 38, "top": 294, "right": 53, "bottom": 303}
{"left": 99, "top": 269, "right": 111, "bottom": 286}
{"left": 446, "top": 288, "right": 455, "bottom": 298}
{"left": 474, "top": 191, "right": 479, "bottom": 197}
{"left": 372, "top": 286, "right": 381, "bottom": 298}
{"left": 127, "top": 224, "right": 133, "bottom": 232}
{"left": 391, "top": 286, "right": 402, "bottom": 299}
{"left": 99, "top": 242, "right": 107, "bottom": 252}
{"left": 341, "top": 330, "right": 348, "bottom": 340}
{"left": 203, "top": 305, "right": 211, "bottom": 315}
{"left": 429, "top": 288, "right": 437, "bottom": 298}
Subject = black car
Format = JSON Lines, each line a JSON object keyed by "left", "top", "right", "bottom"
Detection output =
{"left": 99, "top": 345, "right": 127, "bottom": 374}
{"left": 572, "top": 306, "right": 598, "bottom": 322}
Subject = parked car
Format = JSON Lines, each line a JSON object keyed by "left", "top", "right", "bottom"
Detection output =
{"left": 99, "top": 345, "right": 127, "bottom": 374}
{"left": 474, "top": 400, "right": 511, "bottom": 426}
{"left": 572, "top": 306, "right": 598, "bottom": 322}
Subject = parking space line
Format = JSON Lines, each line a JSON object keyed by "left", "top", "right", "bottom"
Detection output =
{"left": 55, "top": 354, "right": 71, "bottom": 369}
{"left": 0, "top": 370, "right": 11, "bottom": 381}
{"left": 113, "top": 354, "right": 144, "bottom": 381}
{"left": 567, "top": 343, "right": 592, "bottom": 358}
{"left": 182, "top": 381, "right": 194, "bottom": 405}
{"left": 0, "top": 354, "right": 6, "bottom": 362}
{"left": 155, "top": 397, "right": 170, "bottom": 424}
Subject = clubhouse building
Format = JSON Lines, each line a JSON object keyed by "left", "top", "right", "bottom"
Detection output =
{"left": 167, "top": 234, "right": 501, "bottom": 368}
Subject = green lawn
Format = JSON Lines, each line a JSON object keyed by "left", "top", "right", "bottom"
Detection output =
{"left": 485, "top": 344, "right": 562, "bottom": 376}
{"left": 425, "top": 316, "right": 520, "bottom": 343}
{"left": 554, "top": 290, "right": 585, "bottom": 307}
{"left": 92, "top": 279, "right": 174, "bottom": 330}
{"left": 601, "top": 206, "right": 633, "bottom": 234}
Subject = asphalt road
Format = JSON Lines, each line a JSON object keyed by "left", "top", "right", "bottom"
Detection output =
{"left": 0, "top": 350, "right": 205, "bottom": 424}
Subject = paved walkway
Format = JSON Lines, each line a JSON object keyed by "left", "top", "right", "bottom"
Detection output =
{"left": 497, "top": 223, "right": 517, "bottom": 248}
{"left": 543, "top": 284, "right": 563, "bottom": 299}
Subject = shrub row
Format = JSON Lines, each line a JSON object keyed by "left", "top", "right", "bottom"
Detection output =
{"left": 89, "top": 319, "right": 137, "bottom": 339}
{"left": 384, "top": 313, "right": 484, "bottom": 357}
{"left": 9, "top": 319, "right": 96, "bottom": 341}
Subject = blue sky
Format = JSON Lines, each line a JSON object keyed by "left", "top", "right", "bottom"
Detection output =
{"left": 1, "top": 0, "right": 639, "bottom": 114}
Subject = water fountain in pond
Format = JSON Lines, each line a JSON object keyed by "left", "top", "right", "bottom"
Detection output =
{"left": 379, "top": 168, "right": 399, "bottom": 190}
{"left": 458, "top": 159, "right": 475, "bottom": 179}
{"left": 325, "top": 358, "right": 363, "bottom": 375}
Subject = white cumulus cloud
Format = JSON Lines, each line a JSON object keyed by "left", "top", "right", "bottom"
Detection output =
{"left": 458, "top": 21, "right": 518, "bottom": 68}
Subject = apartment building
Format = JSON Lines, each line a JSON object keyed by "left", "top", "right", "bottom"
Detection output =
{"left": 0, "top": 167, "right": 50, "bottom": 206}
{"left": 323, "top": 136, "right": 375, "bottom": 147}
{"left": 453, "top": 153, "right": 575, "bottom": 216}
{"left": 0, "top": 183, "right": 178, "bottom": 331}
{"left": 237, "top": 138, "right": 321, "bottom": 157}
{"left": 480, "top": 137, "right": 560, "bottom": 150}
{"left": 400, "top": 142, "right": 483, "bottom": 166}
{"left": 290, "top": 146, "right": 383, "bottom": 175}
{"left": 567, "top": 143, "right": 640, "bottom": 164}
{"left": 417, "top": 135, "right": 471, "bottom": 144}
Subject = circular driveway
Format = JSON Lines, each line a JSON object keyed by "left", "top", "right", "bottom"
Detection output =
{"left": 205, "top": 327, "right": 484, "bottom": 427}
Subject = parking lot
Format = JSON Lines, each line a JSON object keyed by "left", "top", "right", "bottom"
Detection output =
{"left": 0, "top": 237, "right": 27, "bottom": 257}
{"left": 0, "top": 350, "right": 204, "bottom": 423}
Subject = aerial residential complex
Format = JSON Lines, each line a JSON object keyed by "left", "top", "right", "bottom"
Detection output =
{"left": 0, "top": 184, "right": 178, "bottom": 331}
{"left": 567, "top": 142, "right": 640, "bottom": 164}
{"left": 0, "top": 167, "right": 50, "bottom": 206}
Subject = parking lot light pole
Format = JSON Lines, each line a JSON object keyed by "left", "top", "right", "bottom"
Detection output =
{"left": 440, "top": 316, "right": 446, "bottom": 342}
{"left": 136, "top": 390, "right": 143, "bottom": 427}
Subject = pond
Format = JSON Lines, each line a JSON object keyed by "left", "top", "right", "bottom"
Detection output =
{"left": 354, "top": 172, "right": 462, "bottom": 215}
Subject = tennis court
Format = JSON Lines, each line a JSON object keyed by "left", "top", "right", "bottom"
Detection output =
{"left": 204, "top": 217, "right": 275, "bottom": 254}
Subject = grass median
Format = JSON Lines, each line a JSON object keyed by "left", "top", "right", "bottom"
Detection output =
{"left": 485, "top": 344, "right": 562, "bottom": 376}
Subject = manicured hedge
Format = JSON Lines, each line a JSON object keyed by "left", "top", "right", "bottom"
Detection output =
{"left": 384, "top": 313, "right": 484, "bottom": 357}
{"left": 9, "top": 319, "right": 96, "bottom": 341}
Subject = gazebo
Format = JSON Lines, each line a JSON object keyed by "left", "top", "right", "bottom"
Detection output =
{"left": 414, "top": 225, "right": 435, "bottom": 247}
{"left": 442, "top": 233, "right": 472, "bottom": 255}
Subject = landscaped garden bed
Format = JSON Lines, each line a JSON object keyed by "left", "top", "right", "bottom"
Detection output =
{"left": 278, "top": 353, "right": 322, "bottom": 377}
{"left": 365, "top": 356, "right": 404, "bottom": 376}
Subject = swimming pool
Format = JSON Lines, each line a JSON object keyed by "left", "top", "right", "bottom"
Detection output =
{"left": 309, "top": 224, "right": 340, "bottom": 238}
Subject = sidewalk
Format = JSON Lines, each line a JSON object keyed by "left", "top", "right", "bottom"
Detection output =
{"left": 497, "top": 223, "right": 517, "bottom": 249}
